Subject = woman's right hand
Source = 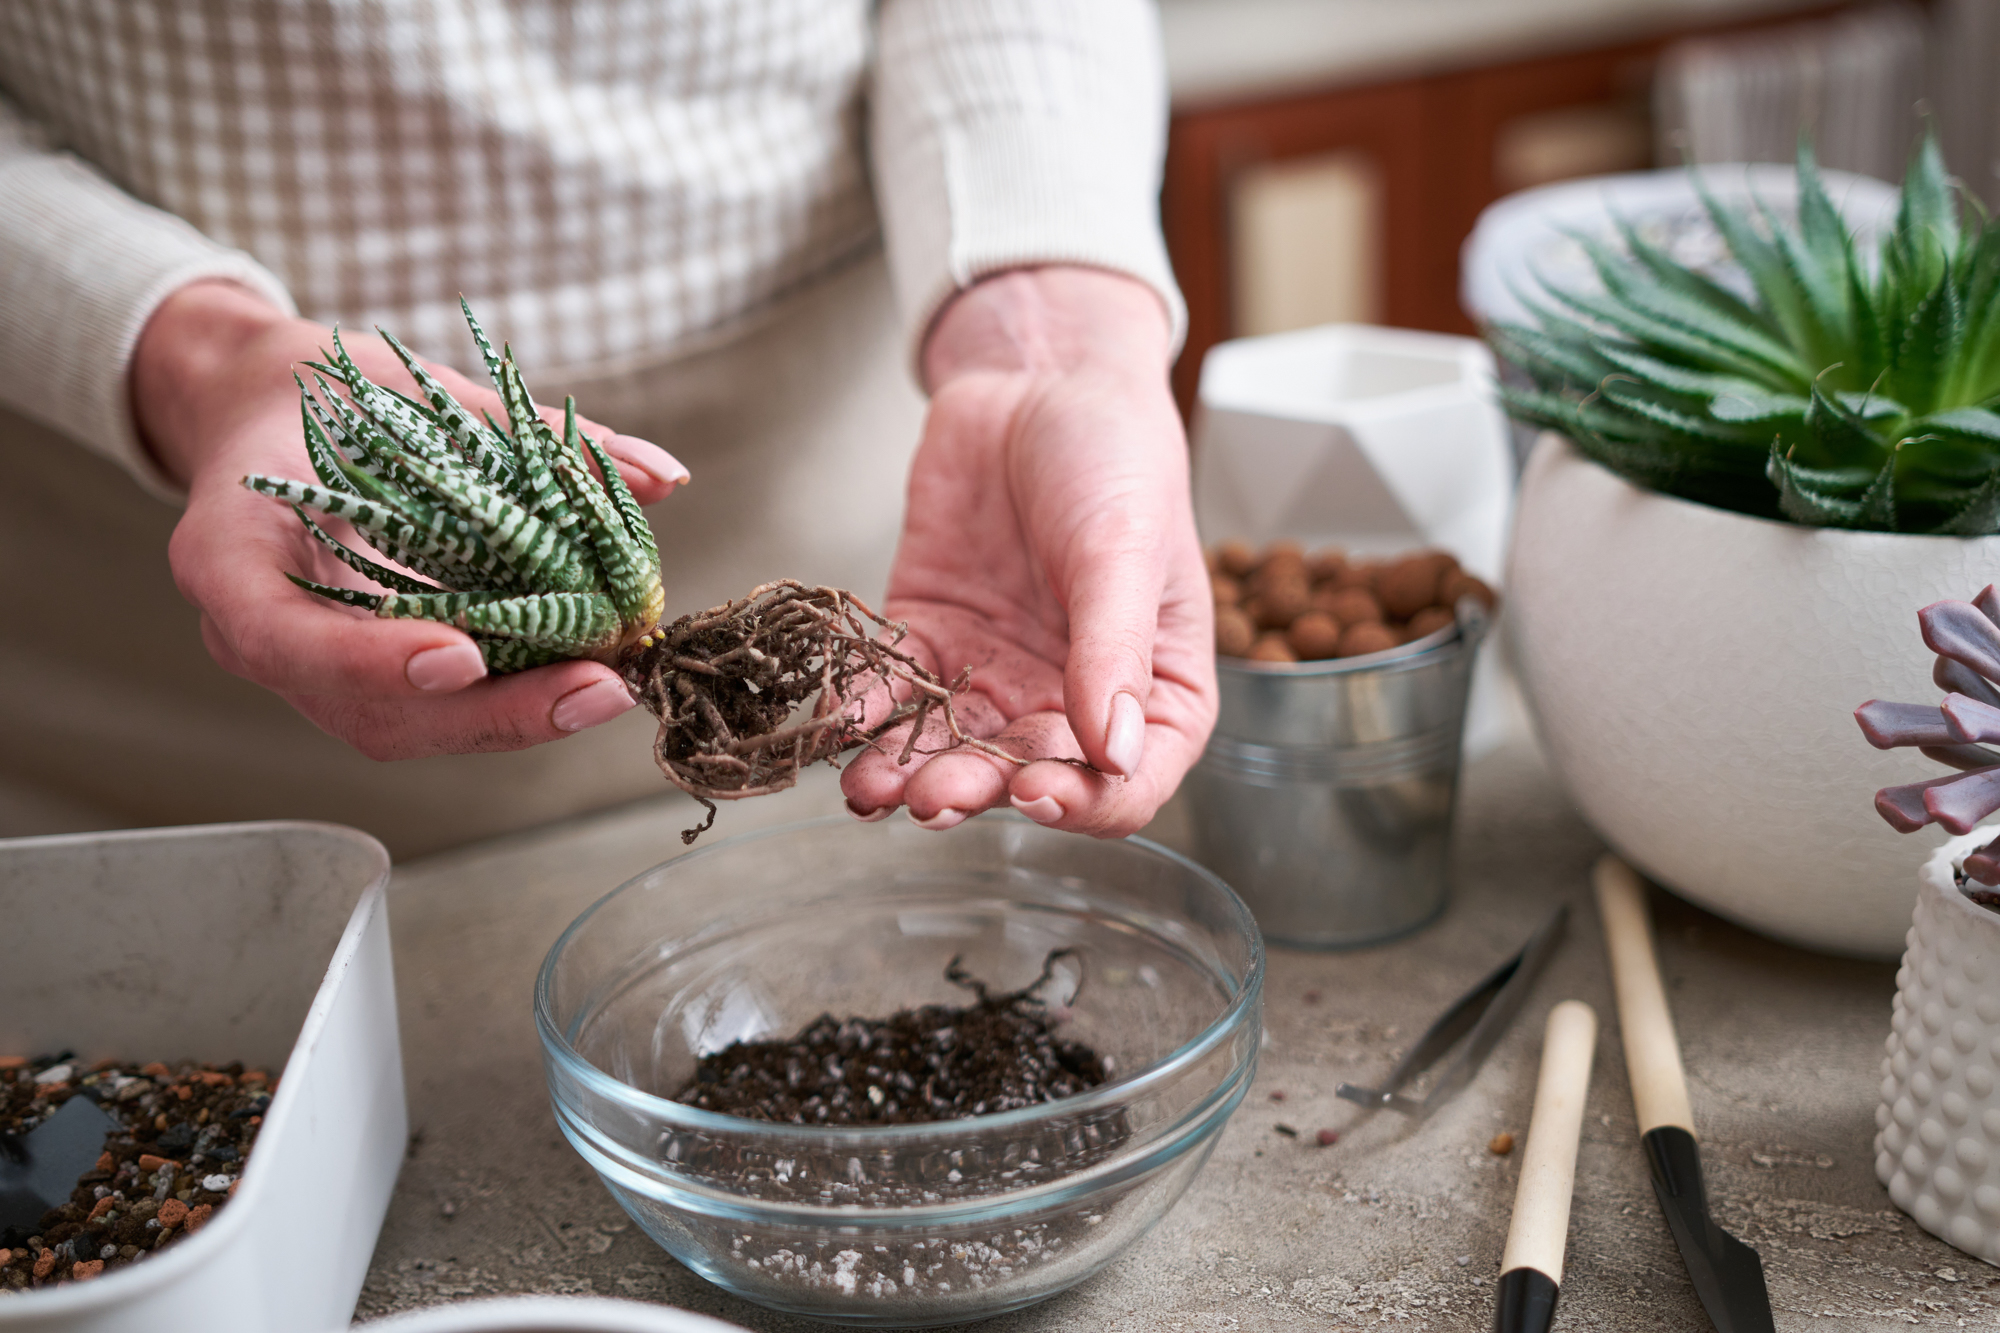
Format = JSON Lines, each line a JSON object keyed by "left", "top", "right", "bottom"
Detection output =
{"left": 132, "top": 279, "right": 689, "bottom": 758}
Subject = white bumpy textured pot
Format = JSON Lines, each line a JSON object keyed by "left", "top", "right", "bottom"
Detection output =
{"left": 1876, "top": 830, "right": 2000, "bottom": 1261}
{"left": 1507, "top": 435, "right": 2000, "bottom": 957}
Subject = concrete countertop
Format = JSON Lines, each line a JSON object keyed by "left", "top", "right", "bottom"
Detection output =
{"left": 357, "top": 734, "right": 1995, "bottom": 1330}
{"left": 1161, "top": 0, "right": 1836, "bottom": 105}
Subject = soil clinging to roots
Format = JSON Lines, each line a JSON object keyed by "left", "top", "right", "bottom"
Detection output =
{"left": 618, "top": 580, "right": 1023, "bottom": 843}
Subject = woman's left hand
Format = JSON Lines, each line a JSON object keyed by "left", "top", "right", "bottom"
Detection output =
{"left": 839, "top": 265, "right": 1216, "bottom": 837}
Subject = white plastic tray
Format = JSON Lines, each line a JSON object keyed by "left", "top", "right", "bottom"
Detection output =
{"left": 0, "top": 822, "right": 405, "bottom": 1333}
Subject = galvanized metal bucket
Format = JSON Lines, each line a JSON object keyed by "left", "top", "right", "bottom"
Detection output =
{"left": 1183, "top": 610, "right": 1487, "bottom": 949}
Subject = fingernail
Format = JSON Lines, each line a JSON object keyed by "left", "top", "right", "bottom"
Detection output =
{"left": 407, "top": 643, "right": 486, "bottom": 692}
{"left": 908, "top": 806, "right": 967, "bottom": 831}
{"left": 552, "top": 678, "right": 636, "bottom": 733}
{"left": 1011, "top": 794, "right": 1064, "bottom": 825}
{"left": 606, "top": 434, "right": 690, "bottom": 487}
{"left": 1104, "top": 691, "right": 1146, "bottom": 777}
{"left": 847, "top": 799, "right": 893, "bottom": 823}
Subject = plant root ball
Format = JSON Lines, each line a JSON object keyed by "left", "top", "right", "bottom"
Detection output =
{"left": 1287, "top": 610, "right": 1344, "bottom": 660}
{"left": 1377, "top": 551, "right": 1459, "bottom": 619}
{"left": 625, "top": 580, "right": 1033, "bottom": 843}
{"left": 1249, "top": 632, "right": 1299, "bottom": 663}
{"left": 1215, "top": 605, "right": 1258, "bottom": 656}
{"left": 1336, "top": 621, "right": 1399, "bottom": 657}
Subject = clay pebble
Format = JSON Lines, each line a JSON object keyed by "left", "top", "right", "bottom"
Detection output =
{"left": 1208, "top": 542, "right": 1497, "bottom": 662}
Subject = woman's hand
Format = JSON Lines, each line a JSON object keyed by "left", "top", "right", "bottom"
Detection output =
{"left": 840, "top": 266, "right": 1216, "bottom": 836}
{"left": 133, "top": 279, "right": 689, "bottom": 759}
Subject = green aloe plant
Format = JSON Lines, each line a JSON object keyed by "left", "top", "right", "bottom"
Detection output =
{"left": 1492, "top": 134, "right": 2000, "bottom": 534}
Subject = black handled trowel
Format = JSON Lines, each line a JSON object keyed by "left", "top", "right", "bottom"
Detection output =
{"left": 1595, "top": 855, "right": 1774, "bottom": 1333}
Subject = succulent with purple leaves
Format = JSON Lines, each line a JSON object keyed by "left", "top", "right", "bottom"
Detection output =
{"left": 1856, "top": 587, "right": 2000, "bottom": 889}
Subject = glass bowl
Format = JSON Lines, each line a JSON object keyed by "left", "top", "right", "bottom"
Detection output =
{"left": 535, "top": 813, "right": 1263, "bottom": 1327}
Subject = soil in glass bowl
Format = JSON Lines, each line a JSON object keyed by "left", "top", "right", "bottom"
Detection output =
{"left": 665, "top": 952, "right": 1134, "bottom": 1304}
{"left": 673, "top": 950, "right": 1111, "bottom": 1125}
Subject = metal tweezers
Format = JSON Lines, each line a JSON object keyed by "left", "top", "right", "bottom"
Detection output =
{"left": 1335, "top": 903, "right": 1569, "bottom": 1118}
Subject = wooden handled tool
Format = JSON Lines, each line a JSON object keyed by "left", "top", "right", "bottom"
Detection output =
{"left": 1593, "top": 855, "right": 1773, "bottom": 1333}
{"left": 1493, "top": 999, "right": 1598, "bottom": 1333}
{"left": 1594, "top": 855, "right": 1694, "bottom": 1135}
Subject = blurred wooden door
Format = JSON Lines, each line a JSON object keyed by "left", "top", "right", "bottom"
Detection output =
{"left": 1162, "top": 4, "right": 1857, "bottom": 416}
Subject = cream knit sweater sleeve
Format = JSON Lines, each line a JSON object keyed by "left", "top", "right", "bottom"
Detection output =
{"left": 0, "top": 2, "right": 1182, "bottom": 499}
{"left": 0, "top": 95, "right": 297, "bottom": 500}
{"left": 870, "top": 0, "right": 1187, "bottom": 374}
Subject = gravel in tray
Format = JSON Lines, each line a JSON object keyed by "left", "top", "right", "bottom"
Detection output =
{"left": 0, "top": 1054, "right": 270, "bottom": 1293}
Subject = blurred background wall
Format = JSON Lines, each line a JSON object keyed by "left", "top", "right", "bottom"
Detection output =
{"left": 1160, "top": 0, "right": 2000, "bottom": 413}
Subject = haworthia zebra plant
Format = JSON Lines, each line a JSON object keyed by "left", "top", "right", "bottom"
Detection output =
{"left": 243, "top": 303, "right": 1001, "bottom": 841}
{"left": 1492, "top": 133, "right": 2000, "bottom": 534}
{"left": 242, "top": 300, "right": 665, "bottom": 672}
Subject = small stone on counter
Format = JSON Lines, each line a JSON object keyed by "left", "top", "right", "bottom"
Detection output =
{"left": 1488, "top": 1131, "right": 1514, "bottom": 1156}
{"left": 1274, "top": 1123, "right": 1298, "bottom": 1137}
{"left": 1316, "top": 1129, "right": 1340, "bottom": 1146}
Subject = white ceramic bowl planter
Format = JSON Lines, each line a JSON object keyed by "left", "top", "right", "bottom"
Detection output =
{"left": 1506, "top": 436, "right": 2000, "bottom": 958}
{"left": 1877, "top": 829, "right": 2000, "bottom": 1260}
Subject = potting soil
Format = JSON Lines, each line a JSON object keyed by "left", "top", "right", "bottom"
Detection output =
{"left": 663, "top": 953, "right": 1136, "bottom": 1311}
{"left": 0, "top": 1055, "right": 268, "bottom": 1292}
{"left": 671, "top": 951, "right": 1110, "bottom": 1124}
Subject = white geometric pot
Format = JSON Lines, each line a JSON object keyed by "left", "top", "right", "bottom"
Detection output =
{"left": 1506, "top": 435, "right": 2000, "bottom": 958}
{"left": 1876, "top": 829, "right": 2000, "bottom": 1263}
{"left": 1191, "top": 322, "right": 1517, "bottom": 755}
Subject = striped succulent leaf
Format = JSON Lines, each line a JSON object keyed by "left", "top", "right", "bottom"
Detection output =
{"left": 1491, "top": 132, "right": 2000, "bottom": 534}
{"left": 242, "top": 304, "right": 665, "bottom": 670}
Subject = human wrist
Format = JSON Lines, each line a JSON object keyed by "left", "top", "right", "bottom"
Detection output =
{"left": 921, "top": 266, "right": 1174, "bottom": 394}
{"left": 129, "top": 279, "right": 304, "bottom": 488}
